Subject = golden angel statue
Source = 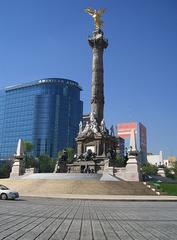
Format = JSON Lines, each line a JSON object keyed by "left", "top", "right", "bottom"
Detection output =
{"left": 85, "top": 7, "right": 105, "bottom": 30}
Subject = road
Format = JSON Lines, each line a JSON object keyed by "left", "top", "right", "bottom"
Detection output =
{"left": 0, "top": 197, "right": 177, "bottom": 240}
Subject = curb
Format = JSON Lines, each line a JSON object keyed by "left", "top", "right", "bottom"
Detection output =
{"left": 19, "top": 194, "right": 177, "bottom": 202}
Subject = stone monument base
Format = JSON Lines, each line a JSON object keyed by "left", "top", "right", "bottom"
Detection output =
{"left": 124, "top": 155, "right": 140, "bottom": 181}
{"left": 157, "top": 168, "right": 165, "bottom": 177}
{"left": 10, "top": 157, "right": 25, "bottom": 178}
{"left": 114, "top": 154, "right": 141, "bottom": 181}
{"left": 10, "top": 139, "right": 25, "bottom": 178}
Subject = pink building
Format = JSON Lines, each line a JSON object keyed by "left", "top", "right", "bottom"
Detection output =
{"left": 116, "top": 122, "right": 147, "bottom": 163}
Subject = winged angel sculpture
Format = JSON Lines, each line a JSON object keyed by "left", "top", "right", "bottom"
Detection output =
{"left": 85, "top": 7, "right": 105, "bottom": 30}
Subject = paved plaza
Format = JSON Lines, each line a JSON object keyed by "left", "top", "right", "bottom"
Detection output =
{"left": 0, "top": 197, "right": 177, "bottom": 240}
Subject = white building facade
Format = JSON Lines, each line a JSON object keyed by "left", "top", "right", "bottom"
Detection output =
{"left": 147, "top": 151, "right": 163, "bottom": 166}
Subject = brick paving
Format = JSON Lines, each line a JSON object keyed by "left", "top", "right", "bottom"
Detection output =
{"left": 0, "top": 197, "right": 177, "bottom": 240}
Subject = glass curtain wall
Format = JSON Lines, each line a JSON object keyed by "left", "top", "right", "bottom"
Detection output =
{"left": 0, "top": 78, "right": 83, "bottom": 159}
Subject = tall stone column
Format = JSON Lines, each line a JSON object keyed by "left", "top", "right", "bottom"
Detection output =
{"left": 88, "top": 30, "right": 108, "bottom": 125}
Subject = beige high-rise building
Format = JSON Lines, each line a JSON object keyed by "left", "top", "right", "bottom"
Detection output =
{"left": 168, "top": 156, "right": 176, "bottom": 167}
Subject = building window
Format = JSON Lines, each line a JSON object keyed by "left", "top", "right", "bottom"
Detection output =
{"left": 45, "top": 139, "right": 48, "bottom": 154}
{"left": 36, "top": 138, "right": 41, "bottom": 157}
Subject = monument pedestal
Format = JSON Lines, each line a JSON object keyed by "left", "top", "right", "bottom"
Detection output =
{"left": 125, "top": 155, "right": 140, "bottom": 181}
{"left": 114, "top": 130, "right": 141, "bottom": 181}
{"left": 10, "top": 157, "right": 25, "bottom": 178}
{"left": 158, "top": 168, "right": 165, "bottom": 177}
{"left": 75, "top": 116, "right": 117, "bottom": 173}
{"left": 124, "top": 129, "right": 141, "bottom": 181}
{"left": 10, "top": 139, "right": 25, "bottom": 178}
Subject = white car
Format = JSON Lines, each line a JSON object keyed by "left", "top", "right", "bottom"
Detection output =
{"left": 0, "top": 184, "right": 19, "bottom": 200}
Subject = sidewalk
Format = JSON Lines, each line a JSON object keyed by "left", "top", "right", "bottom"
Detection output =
{"left": 21, "top": 193, "right": 177, "bottom": 201}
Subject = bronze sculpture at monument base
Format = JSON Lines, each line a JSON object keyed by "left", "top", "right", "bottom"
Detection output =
{"left": 67, "top": 159, "right": 105, "bottom": 174}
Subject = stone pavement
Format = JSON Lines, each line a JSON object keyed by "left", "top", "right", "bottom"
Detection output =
{"left": 0, "top": 197, "right": 177, "bottom": 240}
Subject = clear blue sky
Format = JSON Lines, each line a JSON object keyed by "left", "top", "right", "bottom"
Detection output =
{"left": 0, "top": 0, "right": 177, "bottom": 159}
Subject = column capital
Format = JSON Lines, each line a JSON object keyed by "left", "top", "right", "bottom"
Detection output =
{"left": 88, "top": 30, "right": 108, "bottom": 49}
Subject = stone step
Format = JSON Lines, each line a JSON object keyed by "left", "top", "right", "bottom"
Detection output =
{"left": 20, "top": 173, "right": 102, "bottom": 180}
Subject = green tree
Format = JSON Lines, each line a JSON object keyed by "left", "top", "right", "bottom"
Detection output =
{"left": 23, "top": 141, "right": 36, "bottom": 168}
{"left": 0, "top": 161, "right": 11, "bottom": 178}
{"left": 164, "top": 167, "right": 175, "bottom": 179}
{"left": 173, "top": 162, "right": 177, "bottom": 179}
{"left": 113, "top": 155, "right": 126, "bottom": 167}
{"left": 65, "top": 147, "right": 75, "bottom": 163}
{"left": 25, "top": 156, "right": 38, "bottom": 169}
{"left": 39, "top": 155, "right": 55, "bottom": 173}
{"left": 142, "top": 163, "right": 158, "bottom": 176}
{"left": 58, "top": 147, "right": 75, "bottom": 163}
{"left": 24, "top": 141, "right": 33, "bottom": 153}
{"left": 164, "top": 162, "right": 177, "bottom": 179}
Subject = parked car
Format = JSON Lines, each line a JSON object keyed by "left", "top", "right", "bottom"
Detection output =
{"left": 142, "top": 174, "right": 153, "bottom": 181}
{"left": 0, "top": 184, "right": 19, "bottom": 200}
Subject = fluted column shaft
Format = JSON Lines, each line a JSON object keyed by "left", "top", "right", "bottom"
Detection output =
{"left": 89, "top": 30, "right": 108, "bottom": 126}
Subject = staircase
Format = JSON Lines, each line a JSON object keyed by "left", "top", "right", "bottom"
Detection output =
{"left": 0, "top": 178, "right": 156, "bottom": 196}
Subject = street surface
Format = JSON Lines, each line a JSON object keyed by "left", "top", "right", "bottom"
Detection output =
{"left": 0, "top": 197, "right": 177, "bottom": 240}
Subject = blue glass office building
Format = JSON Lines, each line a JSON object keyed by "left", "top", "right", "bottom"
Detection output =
{"left": 0, "top": 78, "right": 83, "bottom": 159}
